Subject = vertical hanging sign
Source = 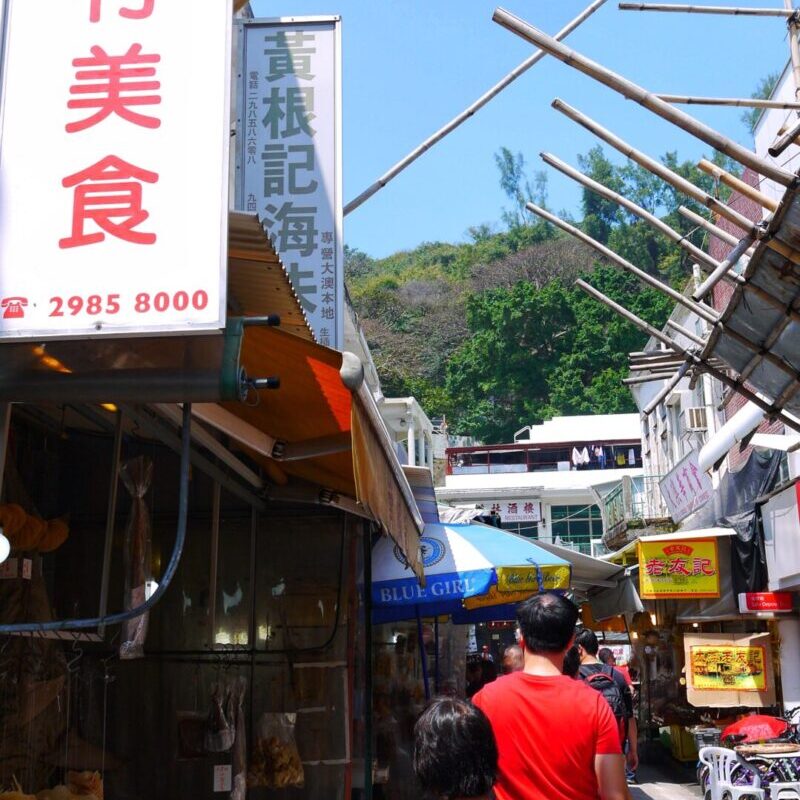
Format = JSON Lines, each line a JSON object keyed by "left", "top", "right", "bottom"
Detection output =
{"left": 0, "top": 0, "right": 232, "bottom": 340}
{"left": 237, "top": 16, "right": 343, "bottom": 349}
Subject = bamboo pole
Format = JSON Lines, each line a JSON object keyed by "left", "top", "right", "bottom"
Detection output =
{"left": 692, "top": 233, "right": 755, "bottom": 299}
{"left": 643, "top": 362, "right": 693, "bottom": 413}
{"left": 575, "top": 279, "right": 800, "bottom": 431}
{"left": 492, "top": 8, "right": 795, "bottom": 185}
{"left": 552, "top": 99, "right": 764, "bottom": 233}
{"left": 696, "top": 158, "right": 780, "bottom": 211}
{"left": 666, "top": 319, "right": 706, "bottom": 346}
{"left": 678, "top": 206, "right": 741, "bottom": 248}
{"left": 623, "top": 371, "right": 684, "bottom": 385}
{"left": 540, "top": 151, "right": 719, "bottom": 271}
{"left": 525, "top": 202, "right": 720, "bottom": 323}
{"left": 768, "top": 115, "right": 800, "bottom": 157}
{"left": 786, "top": 0, "right": 800, "bottom": 104}
{"left": 657, "top": 94, "right": 800, "bottom": 110}
{"left": 341, "top": 0, "right": 608, "bottom": 216}
{"left": 618, "top": 3, "right": 793, "bottom": 16}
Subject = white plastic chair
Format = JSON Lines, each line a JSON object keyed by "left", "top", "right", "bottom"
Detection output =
{"left": 699, "top": 746, "right": 765, "bottom": 800}
{"left": 770, "top": 782, "right": 800, "bottom": 800}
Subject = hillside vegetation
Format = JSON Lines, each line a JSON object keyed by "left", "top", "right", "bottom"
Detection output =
{"left": 347, "top": 146, "right": 737, "bottom": 442}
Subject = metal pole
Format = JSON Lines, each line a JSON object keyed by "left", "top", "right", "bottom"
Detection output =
{"left": 576, "top": 279, "right": 800, "bottom": 432}
{"left": 526, "top": 201, "right": 720, "bottom": 324}
{"left": 0, "top": 404, "right": 11, "bottom": 502}
{"left": 696, "top": 158, "right": 780, "bottom": 211}
{"left": 540, "top": 151, "right": 719, "bottom": 272}
{"left": 416, "top": 606, "right": 431, "bottom": 702}
{"left": 551, "top": 99, "right": 767, "bottom": 234}
{"left": 343, "top": 0, "right": 608, "bottom": 215}
{"left": 656, "top": 94, "right": 800, "bottom": 110}
{"left": 363, "top": 524, "right": 373, "bottom": 800}
{"left": 492, "top": 8, "right": 795, "bottom": 186}
{"left": 208, "top": 481, "right": 221, "bottom": 647}
{"left": 692, "top": 234, "right": 755, "bottom": 300}
{"left": 618, "top": 3, "right": 793, "bottom": 16}
{"left": 98, "top": 409, "right": 124, "bottom": 636}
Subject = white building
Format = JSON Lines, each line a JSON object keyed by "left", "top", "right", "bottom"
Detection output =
{"left": 435, "top": 413, "right": 643, "bottom": 556}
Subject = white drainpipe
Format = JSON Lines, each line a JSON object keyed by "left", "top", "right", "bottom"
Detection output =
{"left": 698, "top": 401, "right": 765, "bottom": 472}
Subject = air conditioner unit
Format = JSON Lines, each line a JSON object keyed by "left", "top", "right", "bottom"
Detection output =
{"left": 683, "top": 406, "right": 708, "bottom": 432}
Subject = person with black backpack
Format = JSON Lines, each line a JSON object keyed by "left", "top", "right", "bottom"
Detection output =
{"left": 576, "top": 629, "right": 639, "bottom": 783}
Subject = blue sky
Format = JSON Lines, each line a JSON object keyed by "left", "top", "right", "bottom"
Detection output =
{"left": 251, "top": 1, "right": 790, "bottom": 258}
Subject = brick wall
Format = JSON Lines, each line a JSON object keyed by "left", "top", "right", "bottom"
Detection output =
{"left": 704, "top": 168, "right": 784, "bottom": 471}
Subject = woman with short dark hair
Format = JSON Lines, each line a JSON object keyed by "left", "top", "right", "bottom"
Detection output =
{"left": 413, "top": 697, "right": 498, "bottom": 799}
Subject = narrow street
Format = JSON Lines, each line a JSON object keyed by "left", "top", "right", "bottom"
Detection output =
{"left": 631, "top": 763, "right": 702, "bottom": 800}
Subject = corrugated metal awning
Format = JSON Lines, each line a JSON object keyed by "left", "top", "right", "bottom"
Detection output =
{"left": 703, "top": 187, "right": 800, "bottom": 424}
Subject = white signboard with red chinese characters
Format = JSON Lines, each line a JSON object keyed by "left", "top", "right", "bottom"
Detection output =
{"left": 489, "top": 499, "right": 541, "bottom": 523}
{"left": 237, "top": 17, "right": 343, "bottom": 349}
{"left": 0, "top": 0, "right": 231, "bottom": 339}
{"left": 659, "top": 450, "right": 713, "bottom": 523}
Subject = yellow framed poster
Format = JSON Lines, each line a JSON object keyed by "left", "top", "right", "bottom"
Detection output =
{"left": 638, "top": 538, "right": 720, "bottom": 599}
{"left": 689, "top": 645, "right": 767, "bottom": 692}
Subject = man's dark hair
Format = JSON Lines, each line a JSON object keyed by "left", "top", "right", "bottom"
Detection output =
{"left": 516, "top": 593, "right": 579, "bottom": 654}
{"left": 575, "top": 627, "right": 600, "bottom": 656}
{"left": 597, "top": 647, "right": 615, "bottom": 665}
{"left": 413, "top": 697, "right": 497, "bottom": 799}
{"left": 562, "top": 645, "right": 581, "bottom": 678}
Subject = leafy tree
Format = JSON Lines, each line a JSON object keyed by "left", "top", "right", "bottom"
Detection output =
{"left": 742, "top": 72, "right": 780, "bottom": 134}
{"left": 494, "top": 147, "right": 548, "bottom": 230}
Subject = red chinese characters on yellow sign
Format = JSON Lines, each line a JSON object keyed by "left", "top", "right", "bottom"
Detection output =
{"left": 60, "top": 1, "right": 160, "bottom": 250}
{"left": 638, "top": 538, "right": 720, "bottom": 599}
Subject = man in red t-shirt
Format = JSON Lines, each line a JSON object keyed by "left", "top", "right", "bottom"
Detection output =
{"left": 473, "top": 594, "right": 628, "bottom": 800}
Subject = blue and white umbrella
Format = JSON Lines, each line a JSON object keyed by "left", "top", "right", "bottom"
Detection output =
{"left": 371, "top": 522, "right": 571, "bottom": 622}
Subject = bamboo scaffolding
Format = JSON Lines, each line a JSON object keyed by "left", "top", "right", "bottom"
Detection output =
{"left": 492, "top": 8, "right": 795, "bottom": 185}
{"left": 555, "top": 101, "right": 800, "bottom": 267}
{"left": 341, "top": 0, "right": 607, "bottom": 216}
{"left": 540, "top": 151, "right": 719, "bottom": 271}
{"left": 678, "top": 207, "right": 800, "bottom": 319}
{"left": 678, "top": 205, "right": 739, "bottom": 246}
{"left": 786, "top": 0, "right": 800, "bottom": 104}
{"left": 623, "top": 371, "right": 685, "bottom": 384}
{"left": 696, "top": 158, "right": 780, "bottom": 211}
{"left": 575, "top": 279, "right": 800, "bottom": 431}
{"left": 643, "top": 362, "right": 694, "bottom": 412}
{"left": 618, "top": 3, "right": 793, "bottom": 16}
{"left": 666, "top": 319, "right": 706, "bottom": 345}
{"left": 525, "top": 201, "right": 720, "bottom": 323}
{"left": 692, "top": 233, "right": 755, "bottom": 299}
{"left": 768, "top": 115, "right": 800, "bottom": 157}
{"left": 552, "top": 100, "right": 765, "bottom": 233}
{"left": 656, "top": 94, "right": 800, "bottom": 110}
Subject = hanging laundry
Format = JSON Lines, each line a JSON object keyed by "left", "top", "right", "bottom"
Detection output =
{"left": 595, "top": 446, "right": 606, "bottom": 469}
{"left": 572, "top": 447, "right": 582, "bottom": 468}
{"left": 616, "top": 451, "right": 626, "bottom": 466}
{"left": 580, "top": 446, "right": 590, "bottom": 466}
{"left": 628, "top": 448, "right": 635, "bottom": 465}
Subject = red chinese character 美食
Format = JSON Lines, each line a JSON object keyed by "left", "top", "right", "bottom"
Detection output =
{"left": 90, "top": 0, "right": 155, "bottom": 23}
{"left": 67, "top": 44, "right": 161, "bottom": 133}
{"left": 59, "top": 155, "right": 158, "bottom": 249}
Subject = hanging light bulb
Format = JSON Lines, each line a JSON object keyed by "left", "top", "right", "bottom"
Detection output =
{"left": 0, "top": 527, "right": 10, "bottom": 564}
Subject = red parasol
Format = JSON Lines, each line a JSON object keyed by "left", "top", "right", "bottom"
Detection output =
{"left": 721, "top": 715, "right": 789, "bottom": 744}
